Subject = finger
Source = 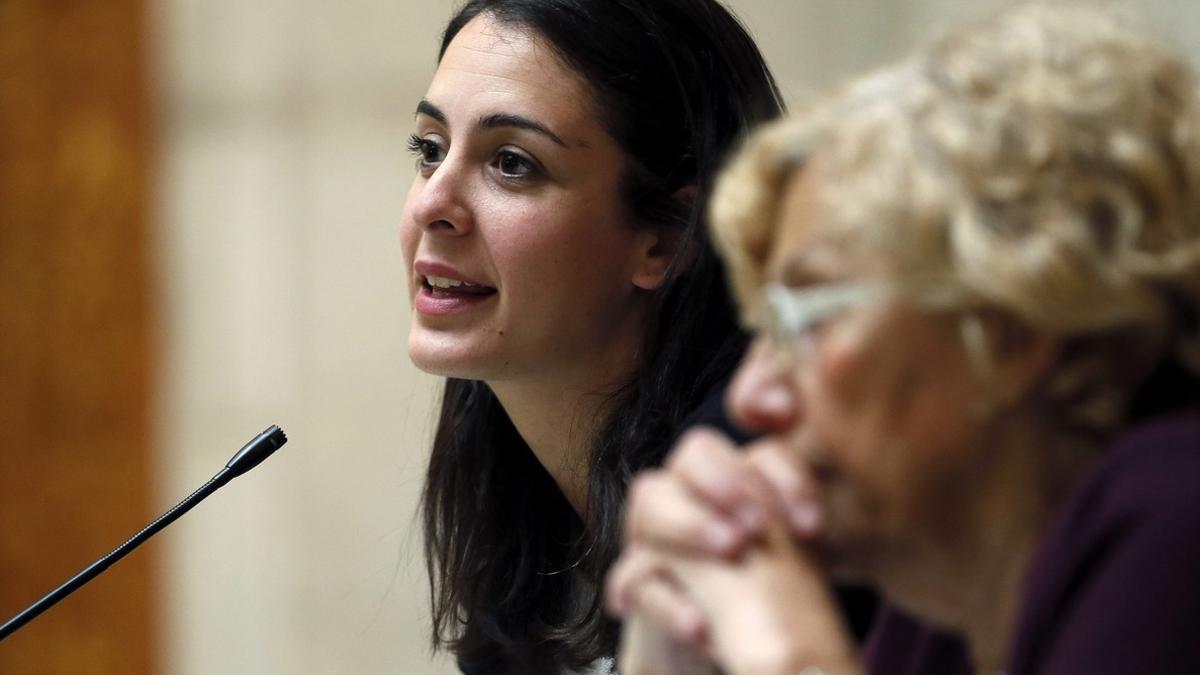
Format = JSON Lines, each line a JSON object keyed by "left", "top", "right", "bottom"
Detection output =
{"left": 606, "top": 545, "right": 663, "bottom": 617}
{"left": 744, "top": 444, "right": 825, "bottom": 537}
{"left": 607, "top": 547, "right": 711, "bottom": 649}
{"left": 630, "top": 575, "right": 710, "bottom": 649}
{"left": 668, "top": 428, "right": 774, "bottom": 533}
{"left": 625, "top": 471, "right": 746, "bottom": 558}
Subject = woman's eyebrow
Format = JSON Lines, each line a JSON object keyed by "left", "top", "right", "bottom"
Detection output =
{"left": 478, "top": 113, "right": 568, "bottom": 147}
{"left": 415, "top": 99, "right": 569, "bottom": 148}
{"left": 415, "top": 99, "right": 447, "bottom": 124}
{"left": 773, "top": 253, "right": 824, "bottom": 287}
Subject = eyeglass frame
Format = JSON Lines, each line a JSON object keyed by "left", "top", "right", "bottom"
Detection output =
{"left": 761, "top": 280, "right": 892, "bottom": 365}
{"left": 761, "top": 278, "right": 982, "bottom": 370}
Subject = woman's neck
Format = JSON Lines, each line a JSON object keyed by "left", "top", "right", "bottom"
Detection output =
{"left": 491, "top": 378, "right": 618, "bottom": 515}
{"left": 876, "top": 417, "right": 1096, "bottom": 672}
{"left": 488, "top": 318, "right": 645, "bottom": 516}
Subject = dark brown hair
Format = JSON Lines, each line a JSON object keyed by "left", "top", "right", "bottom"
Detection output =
{"left": 420, "top": 0, "right": 783, "bottom": 670}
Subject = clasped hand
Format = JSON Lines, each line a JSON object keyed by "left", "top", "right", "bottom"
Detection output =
{"left": 604, "top": 428, "right": 862, "bottom": 675}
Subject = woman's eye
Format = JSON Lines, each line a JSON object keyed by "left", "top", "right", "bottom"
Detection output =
{"left": 407, "top": 134, "right": 445, "bottom": 170}
{"left": 495, "top": 150, "right": 539, "bottom": 179}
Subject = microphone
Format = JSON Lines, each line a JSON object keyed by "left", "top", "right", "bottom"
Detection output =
{"left": 0, "top": 424, "right": 288, "bottom": 642}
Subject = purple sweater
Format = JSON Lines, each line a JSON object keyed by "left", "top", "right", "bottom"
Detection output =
{"left": 866, "top": 412, "right": 1200, "bottom": 675}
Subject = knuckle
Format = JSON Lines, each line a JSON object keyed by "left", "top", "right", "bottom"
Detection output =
{"left": 627, "top": 471, "right": 660, "bottom": 507}
{"left": 670, "top": 426, "right": 726, "bottom": 465}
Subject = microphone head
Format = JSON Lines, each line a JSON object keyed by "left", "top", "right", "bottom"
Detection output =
{"left": 267, "top": 425, "right": 287, "bottom": 446}
{"left": 225, "top": 425, "right": 288, "bottom": 477}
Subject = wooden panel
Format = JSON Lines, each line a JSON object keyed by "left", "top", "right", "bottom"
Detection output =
{"left": 0, "top": 0, "right": 155, "bottom": 672}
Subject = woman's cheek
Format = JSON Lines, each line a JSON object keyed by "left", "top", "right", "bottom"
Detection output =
{"left": 813, "top": 333, "right": 870, "bottom": 413}
{"left": 810, "top": 334, "right": 906, "bottom": 487}
{"left": 803, "top": 340, "right": 872, "bottom": 476}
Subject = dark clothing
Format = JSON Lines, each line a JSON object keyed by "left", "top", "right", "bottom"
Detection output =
{"left": 865, "top": 412, "right": 1200, "bottom": 675}
{"left": 672, "top": 376, "right": 756, "bottom": 446}
{"left": 458, "top": 659, "right": 538, "bottom": 675}
{"left": 457, "top": 661, "right": 496, "bottom": 675}
{"left": 864, "top": 605, "right": 973, "bottom": 675}
{"left": 1008, "top": 412, "right": 1200, "bottom": 674}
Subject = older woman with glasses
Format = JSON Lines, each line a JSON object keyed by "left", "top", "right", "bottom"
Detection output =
{"left": 606, "top": 4, "right": 1200, "bottom": 675}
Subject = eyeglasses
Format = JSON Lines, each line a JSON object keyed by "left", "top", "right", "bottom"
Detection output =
{"left": 763, "top": 278, "right": 980, "bottom": 367}
{"left": 762, "top": 280, "right": 890, "bottom": 365}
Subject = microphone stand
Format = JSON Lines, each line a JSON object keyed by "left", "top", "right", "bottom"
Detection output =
{"left": 0, "top": 425, "right": 288, "bottom": 642}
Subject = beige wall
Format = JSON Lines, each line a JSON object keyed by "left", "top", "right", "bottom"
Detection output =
{"left": 153, "top": 1, "right": 1200, "bottom": 673}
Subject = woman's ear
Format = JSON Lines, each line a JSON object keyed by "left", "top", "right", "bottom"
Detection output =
{"left": 631, "top": 229, "right": 679, "bottom": 290}
{"left": 631, "top": 186, "right": 698, "bottom": 291}
{"left": 982, "top": 313, "right": 1062, "bottom": 408}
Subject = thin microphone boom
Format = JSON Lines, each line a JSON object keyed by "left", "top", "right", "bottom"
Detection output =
{"left": 0, "top": 425, "right": 288, "bottom": 642}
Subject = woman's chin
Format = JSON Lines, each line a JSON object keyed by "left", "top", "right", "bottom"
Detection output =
{"left": 407, "top": 331, "right": 492, "bottom": 380}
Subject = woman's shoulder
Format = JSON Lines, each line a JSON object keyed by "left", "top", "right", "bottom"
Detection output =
{"left": 1009, "top": 411, "right": 1200, "bottom": 675}
{"left": 1102, "top": 410, "right": 1200, "bottom": 479}
{"left": 673, "top": 372, "right": 755, "bottom": 446}
{"left": 1054, "top": 412, "right": 1200, "bottom": 533}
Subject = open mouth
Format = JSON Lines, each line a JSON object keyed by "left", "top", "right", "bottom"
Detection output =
{"left": 421, "top": 274, "right": 497, "bottom": 298}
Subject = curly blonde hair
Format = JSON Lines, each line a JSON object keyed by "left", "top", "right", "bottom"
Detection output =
{"left": 712, "top": 2, "right": 1200, "bottom": 436}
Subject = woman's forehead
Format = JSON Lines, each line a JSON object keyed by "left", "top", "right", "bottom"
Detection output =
{"left": 441, "top": 15, "right": 550, "bottom": 74}
{"left": 764, "top": 169, "right": 884, "bottom": 286}
{"left": 765, "top": 171, "right": 836, "bottom": 284}
{"left": 431, "top": 14, "right": 598, "bottom": 133}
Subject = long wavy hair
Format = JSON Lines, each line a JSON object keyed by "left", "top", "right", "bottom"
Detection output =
{"left": 418, "top": 0, "right": 783, "bottom": 670}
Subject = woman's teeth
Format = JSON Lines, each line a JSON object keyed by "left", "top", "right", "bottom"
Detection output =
{"left": 426, "top": 275, "right": 466, "bottom": 289}
{"left": 423, "top": 274, "right": 495, "bottom": 296}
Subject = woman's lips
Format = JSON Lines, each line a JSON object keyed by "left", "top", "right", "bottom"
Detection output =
{"left": 412, "top": 261, "right": 497, "bottom": 317}
{"left": 414, "top": 284, "right": 497, "bottom": 316}
{"left": 413, "top": 260, "right": 489, "bottom": 287}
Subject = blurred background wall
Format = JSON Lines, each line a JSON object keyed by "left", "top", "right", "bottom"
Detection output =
{"left": 1, "top": 0, "right": 155, "bottom": 672}
{"left": 4, "top": 1, "right": 1200, "bottom": 673}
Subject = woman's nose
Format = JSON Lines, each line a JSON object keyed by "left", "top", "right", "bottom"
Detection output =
{"left": 408, "top": 157, "right": 474, "bottom": 236}
{"left": 727, "top": 338, "right": 803, "bottom": 434}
